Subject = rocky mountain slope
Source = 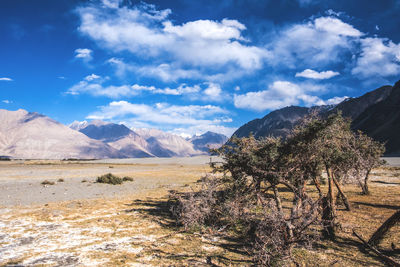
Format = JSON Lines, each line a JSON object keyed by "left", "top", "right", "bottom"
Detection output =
{"left": 232, "top": 81, "right": 399, "bottom": 155}
{"left": 189, "top": 131, "right": 228, "bottom": 152}
{"left": 76, "top": 121, "right": 153, "bottom": 158}
{"left": 74, "top": 121, "right": 223, "bottom": 157}
{"left": 232, "top": 106, "right": 331, "bottom": 138}
{"left": 352, "top": 81, "right": 400, "bottom": 155}
{"left": 135, "top": 128, "right": 201, "bottom": 157}
{"left": 0, "top": 109, "right": 120, "bottom": 159}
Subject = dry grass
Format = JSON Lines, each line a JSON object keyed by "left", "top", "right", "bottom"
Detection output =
{"left": 0, "top": 163, "right": 399, "bottom": 266}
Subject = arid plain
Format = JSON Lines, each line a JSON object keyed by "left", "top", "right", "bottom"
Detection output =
{"left": 1, "top": 157, "right": 399, "bottom": 266}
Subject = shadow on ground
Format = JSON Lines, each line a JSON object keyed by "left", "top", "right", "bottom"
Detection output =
{"left": 123, "top": 196, "right": 252, "bottom": 266}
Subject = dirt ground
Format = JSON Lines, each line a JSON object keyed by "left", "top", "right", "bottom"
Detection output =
{"left": 0, "top": 157, "right": 399, "bottom": 266}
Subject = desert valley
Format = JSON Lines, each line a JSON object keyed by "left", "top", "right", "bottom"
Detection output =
{"left": 1, "top": 0, "right": 400, "bottom": 266}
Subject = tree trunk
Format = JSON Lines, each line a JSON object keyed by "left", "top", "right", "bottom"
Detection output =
{"left": 291, "top": 193, "right": 301, "bottom": 219}
{"left": 321, "top": 196, "right": 335, "bottom": 240}
{"left": 321, "top": 167, "right": 336, "bottom": 240}
{"left": 368, "top": 210, "right": 400, "bottom": 246}
{"left": 362, "top": 169, "right": 371, "bottom": 195}
{"left": 332, "top": 175, "right": 351, "bottom": 211}
{"left": 313, "top": 176, "right": 323, "bottom": 198}
{"left": 272, "top": 185, "right": 283, "bottom": 212}
{"left": 327, "top": 168, "right": 336, "bottom": 217}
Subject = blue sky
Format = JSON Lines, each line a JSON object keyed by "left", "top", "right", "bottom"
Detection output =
{"left": 1, "top": 0, "right": 400, "bottom": 137}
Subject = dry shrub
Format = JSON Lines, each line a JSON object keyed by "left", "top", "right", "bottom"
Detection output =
{"left": 96, "top": 173, "right": 123, "bottom": 185}
{"left": 252, "top": 197, "right": 321, "bottom": 266}
{"left": 170, "top": 175, "right": 224, "bottom": 231}
{"left": 41, "top": 180, "right": 55, "bottom": 185}
{"left": 122, "top": 176, "right": 134, "bottom": 182}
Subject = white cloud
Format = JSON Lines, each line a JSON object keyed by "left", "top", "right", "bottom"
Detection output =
{"left": 268, "top": 16, "right": 362, "bottom": 68}
{"left": 234, "top": 81, "right": 326, "bottom": 111}
{"left": 66, "top": 75, "right": 224, "bottom": 100}
{"left": 136, "top": 63, "right": 204, "bottom": 82}
{"left": 323, "top": 96, "right": 348, "bottom": 105}
{"left": 86, "top": 100, "right": 233, "bottom": 136}
{"left": 74, "top": 48, "right": 93, "bottom": 62}
{"left": 313, "top": 17, "right": 362, "bottom": 37}
{"left": 76, "top": 2, "right": 268, "bottom": 71}
{"left": 84, "top": 73, "right": 101, "bottom": 81}
{"left": 131, "top": 83, "right": 201, "bottom": 96}
{"left": 2, "top": 100, "right": 12, "bottom": 104}
{"left": 108, "top": 58, "right": 205, "bottom": 81}
{"left": 352, "top": 37, "right": 400, "bottom": 77}
{"left": 0, "top": 77, "right": 13, "bottom": 81}
{"left": 295, "top": 69, "right": 340, "bottom": 79}
{"left": 200, "top": 82, "right": 223, "bottom": 101}
{"left": 67, "top": 75, "right": 132, "bottom": 98}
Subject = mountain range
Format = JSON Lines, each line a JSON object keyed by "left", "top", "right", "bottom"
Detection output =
{"left": 0, "top": 110, "right": 228, "bottom": 159}
{"left": 1, "top": 80, "right": 398, "bottom": 159}
{"left": 233, "top": 80, "right": 400, "bottom": 156}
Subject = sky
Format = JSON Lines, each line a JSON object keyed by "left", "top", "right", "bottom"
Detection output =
{"left": 1, "top": 0, "right": 400, "bottom": 137}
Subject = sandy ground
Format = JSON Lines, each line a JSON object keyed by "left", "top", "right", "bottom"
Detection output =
{"left": 382, "top": 157, "right": 400, "bottom": 167}
{"left": 0, "top": 156, "right": 218, "bottom": 206}
{"left": 0, "top": 156, "right": 398, "bottom": 266}
{"left": 0, "top": 156, "right": 251, "bottom": 266}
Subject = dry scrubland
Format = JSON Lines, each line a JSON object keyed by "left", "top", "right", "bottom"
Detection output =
{"left": 0, "top": 157, "right": 399, "bottom": 266}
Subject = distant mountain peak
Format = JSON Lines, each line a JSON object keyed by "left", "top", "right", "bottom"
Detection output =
{"left": 0, "top": 109, "right": 120, "bottom": 159}
{"left": 189, "top": 131, "right": 228, "bottom": 152}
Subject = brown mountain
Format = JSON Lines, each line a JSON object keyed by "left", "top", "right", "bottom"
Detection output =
{"left": 0, "top": 109, "right": 121, "bottom": 159}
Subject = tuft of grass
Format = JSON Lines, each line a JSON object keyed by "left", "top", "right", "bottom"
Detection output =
{"left": 81, "top": 179, "right": 88, "bottom": 183}
{"left": 96, "top": 173, "right": 123, "bottom": 185}
{"left": 57, "top": 178, "right": 64, "bottom": 182}
{"left": 41, "top": 180, "right": 55, "bottom": 185}
{"left": 122, "top": 176, "right": 134, "bottom": 182}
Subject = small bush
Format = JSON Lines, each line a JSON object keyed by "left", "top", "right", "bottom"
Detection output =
{"left": 81, "top": 179, "right": 87, "bottom": 183}
{"left": 96, "top": 173, "right": 123, "bottom": 185}
{"left": 169, "top": 175, "right": 224, "bottom": 231}
{"left": 57, "top": 178, "right": 64, "bottom": 182}
{"left": 122, "top": 176, "right": 134, "bottom": 182}
{"left": 41, "top": 180, "right": 55, "bottom": 185}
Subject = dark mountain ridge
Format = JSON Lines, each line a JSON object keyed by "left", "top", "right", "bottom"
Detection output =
{"left": 232, "top": 81, "right": 399, "bottom": 155}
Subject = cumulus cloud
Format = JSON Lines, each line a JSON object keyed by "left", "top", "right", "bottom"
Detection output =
{"left": 0, "top": 77, "right": 13, "bottom": 81}
{"left": 268, "top": 16, "right": 362, "bottom": 68}
{"left": 234, "top": 81, "right": 326, "bottom": 111}
{"left": 352, "top": 37, "right": 400, "bottom": 77}
{"left": 76, "top": 1, "right": 268, "bottom": 71}
{"left": 74, "top": 48, "right": 93, "bottom": 62}
{"left": 2, "top": 100, "right": 12, "bottom": 104}
{"left": 295, "top": 69, "right": 340, "bottom": 79}
{"left": 86, "top": 100, "right": 234, "bottom": 136}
